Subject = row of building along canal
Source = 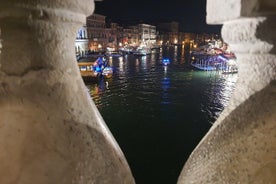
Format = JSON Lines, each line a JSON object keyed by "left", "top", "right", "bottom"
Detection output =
{"left": 82, "top": 45, "right": 238, "bottom": 184}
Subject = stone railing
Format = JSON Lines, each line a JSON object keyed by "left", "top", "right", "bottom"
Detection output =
{"left": 1, "top": 0, "right": 275, "bottom": 183}
{"left": 177, "top": 0, "right": 276, "bottom": 183}
{"left": 0, "top": 0, "right": 134, "bottom": 183}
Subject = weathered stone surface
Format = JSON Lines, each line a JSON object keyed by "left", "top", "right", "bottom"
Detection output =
{"left": 0, "top": 0, "right": 135, "bottom": 183}
{"left": 207, "top": 0, "right": 241, "bottom": 24}
{"left": 0, "top": 0, "right": 94, "bottom": 17}
{"left": 178, "top": 0, "right": 276, "bottom": 183}
{"left": 177, "top": 83, "right": 276, "bottom": 184}
{"left": 207, "top": 0, "right": 276, "bottom": 24}
{"left": 221, "top": 17, "right": 276, "bottom": 54}
{"left": 210, "top": 53, "right": 275, "bottom": 130}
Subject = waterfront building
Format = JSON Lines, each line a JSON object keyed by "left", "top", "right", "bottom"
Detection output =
{"left": 157, "top": 21, "right": 179, "bottom": 45}
{"left": 137, "top": 23, "right": 157, "bottom": 48}
{"left": 178, "top": 32, "right": 196, "bottom": 47}
{"left": 122, "top": 26, "right": 139, "bottom": 47}
{"left": 86, "top": 13, "right": 106, "bottom": 52}
{"left": 75, "top": 13, "right": 222, "bottom": 57}
{"left": 75, "top": 19, "right": 158, "bottom": 54}
{"left": 121, "top": 27, "right": 132, "bottom": 46}
{"left": 75, "top": 25, "right": 89, "bottom": 60}
{"left": 104, "top": 22, "right": 121, "bottom": 50}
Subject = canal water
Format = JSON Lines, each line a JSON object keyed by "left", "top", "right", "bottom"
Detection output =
{"left": 85, "top": 46, "right": 237, "bottom": 184}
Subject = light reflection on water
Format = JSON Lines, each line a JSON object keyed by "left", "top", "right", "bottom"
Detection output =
{"left": 85, "top": 47, "right": 237, "bottom": 184}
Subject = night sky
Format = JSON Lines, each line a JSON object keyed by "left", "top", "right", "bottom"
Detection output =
{"left": 94, "top": 0, "right": 222, "bottom": 33}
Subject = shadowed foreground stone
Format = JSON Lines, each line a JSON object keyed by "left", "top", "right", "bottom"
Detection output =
{"left": 178, "top": 0, "right": 276, "bottom": 183}
{"left": 178, "top": 83, "right": 276, "bottom": 183}
{"left": 0, "top": 0, "right": 135, "bottom": 183}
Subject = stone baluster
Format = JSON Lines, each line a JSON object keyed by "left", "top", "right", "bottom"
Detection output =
{"left": 0, "top": 1, "right": 134, "bottom": 183}
{"left": 177, "top": 0, "right": 276, "bottom": 183}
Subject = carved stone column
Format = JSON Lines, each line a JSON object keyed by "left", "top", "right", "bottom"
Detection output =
{"left": 177, "top": 0, "right": 276, "bottom": 183}
{"left": 0, "top": 1, "right": 134, "bottom": 183}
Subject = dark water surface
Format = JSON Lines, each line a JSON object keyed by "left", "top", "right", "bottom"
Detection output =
{"left": 86, "top": 46, "right": 237, "bottom": 184}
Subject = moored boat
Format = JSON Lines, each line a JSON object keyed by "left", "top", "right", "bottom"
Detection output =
{"left": 191, "top": 54, "right": 238, "bottom": 72}
{"left": 162, "top": 58, "right": 171, "bottom": 65}
{"left": 78, "top": 56, "right": 113, "bottom": 82}
{"left": 118, "top": 46, "right": 134, "bottom": 55}
{"left": 102, "top": 66, "right": 114, "bottom": 78}
{"left": 132, "top": 46, "right": 151, "bottom": 56}
{"left": 105, "top": 51, "right": 123, "bottom": 58}
{"left": 78, "top": 62, "right": 100, "bottom": 82}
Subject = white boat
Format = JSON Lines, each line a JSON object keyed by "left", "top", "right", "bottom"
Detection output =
{"left": 119, "top": 46, "right": 133, "bottom": 55}
{"left": 105, "top": 51, "right": 123, "bottom": 57}
{"left": 132, "top": 46, "right": 151, "bottom": 56}
{"left": 102, "top": 66, "right": 114, "bottom": 78}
